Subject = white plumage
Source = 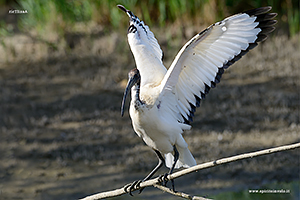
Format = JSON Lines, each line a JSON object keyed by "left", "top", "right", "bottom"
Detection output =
{"left": 118, "top": 5, "right": 276, "bottom": 192}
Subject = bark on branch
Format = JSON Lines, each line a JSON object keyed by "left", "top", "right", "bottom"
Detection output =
{"left": 80, "top": 142, "right": 300, "bottom": 200}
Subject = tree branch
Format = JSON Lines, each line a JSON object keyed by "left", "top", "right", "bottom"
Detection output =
{"left": 79, "top": 142, "right": 300, "bottom": 200}
{"left": 153, "top": 184, "right": 212, "bottom": 200}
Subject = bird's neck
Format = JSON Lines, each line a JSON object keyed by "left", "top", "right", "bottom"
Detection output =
{"left": 131, "top": 82, "right": 142, "bottom": 104}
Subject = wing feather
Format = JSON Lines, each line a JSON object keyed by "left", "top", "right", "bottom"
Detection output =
{"left": 127, "top": 15, "right": 163, "bottom": 62}
{"left": 118, "top": 5, "right": 167, "bottom": 86}
{"left": 159, "top": 7, "right": 277, "bottom": 124}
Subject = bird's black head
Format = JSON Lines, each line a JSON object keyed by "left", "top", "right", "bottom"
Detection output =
{"left": 128, "top": 68, "right": 140, "bottom": 84}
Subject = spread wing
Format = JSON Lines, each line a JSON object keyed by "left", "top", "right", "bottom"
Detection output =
{"left": 118, "top": 5, "right": 166, "bottom": 86}
{"left": 159, "top": 7, "right": 277, "bottom": 124}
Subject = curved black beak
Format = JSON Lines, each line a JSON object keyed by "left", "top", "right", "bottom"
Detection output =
{"left": 121, "top": 72, "right": 140, "bottom": 116}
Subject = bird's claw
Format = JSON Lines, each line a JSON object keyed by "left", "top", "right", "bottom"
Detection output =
{"left": 158, "top": 173, "right": 169, "bottom": 186}
{"left": 158, "top": 173, "right": 176, "bottom": 192}
{"left": 124, "top": 180, "right": 142, "bottom": 196}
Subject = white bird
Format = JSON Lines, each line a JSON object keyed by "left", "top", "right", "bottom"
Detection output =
{"left": 118, "top": 5, "right": 276, "bottom": 193}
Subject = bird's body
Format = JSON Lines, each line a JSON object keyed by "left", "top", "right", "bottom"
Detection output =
{"left": 118, "top": 5, "right": 276, "bottom": 193}
{"left": 129, "top": 83, "right": 195, "bottom": 168}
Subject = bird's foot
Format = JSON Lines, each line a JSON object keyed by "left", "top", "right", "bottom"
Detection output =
{"left": 158, "top": 173, "right": 169, "bottom": 186}
{"left": 124, "top": 180, "right": 142, "bottom": 196}
{"left": 158, "top": 173, "right": 176, "bottom": 192}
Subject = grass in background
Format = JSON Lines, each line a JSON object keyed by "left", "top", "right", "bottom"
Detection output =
{"left": 286, "top": 0, "right": 300, "bottom": 36}
{"left": 14, "top": 0, "right": 299, "bottom": 35}
{"left": 0, "top": 0, "right": 298, "bottom": 54}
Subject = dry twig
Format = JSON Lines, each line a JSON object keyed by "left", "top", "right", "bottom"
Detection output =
{"left": 80, "top": 142, "right": 300, "bottom": 200}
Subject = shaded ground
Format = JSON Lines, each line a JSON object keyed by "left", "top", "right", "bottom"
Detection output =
{"left": 0, "top": 31, "right": 299, "bottom": 200}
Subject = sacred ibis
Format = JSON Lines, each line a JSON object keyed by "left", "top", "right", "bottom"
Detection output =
{"left": 118, "top": 5, "right": 276, "bottom": 194}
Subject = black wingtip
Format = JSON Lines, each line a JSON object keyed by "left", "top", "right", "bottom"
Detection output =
{"left": 244, "top": 6, "right": 272, "bottom": 16}
{"left": 117, "top": 5, "right": 127, "bottom": 13}
{"left": 117, "top": 4, "right": 135, "bottom": 18}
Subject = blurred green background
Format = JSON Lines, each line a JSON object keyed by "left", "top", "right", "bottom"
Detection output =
{"left": 0, "top": 0, "right": 299, "bottom": 64}
{"left": 0, "top": 0, "right": 299, "bottom": 39}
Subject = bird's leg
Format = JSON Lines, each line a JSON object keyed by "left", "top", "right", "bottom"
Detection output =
{"left": 144, "top": 150, "right": 165, "bottom": 181}
{"left": 162, "top": 145, "right": 179, "bottom": 191}
{"left": 138, "top": 149, "right": 165, "bottom": 193}
{"left": 124, "top": 149, "right": 165, "bottom": 195}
